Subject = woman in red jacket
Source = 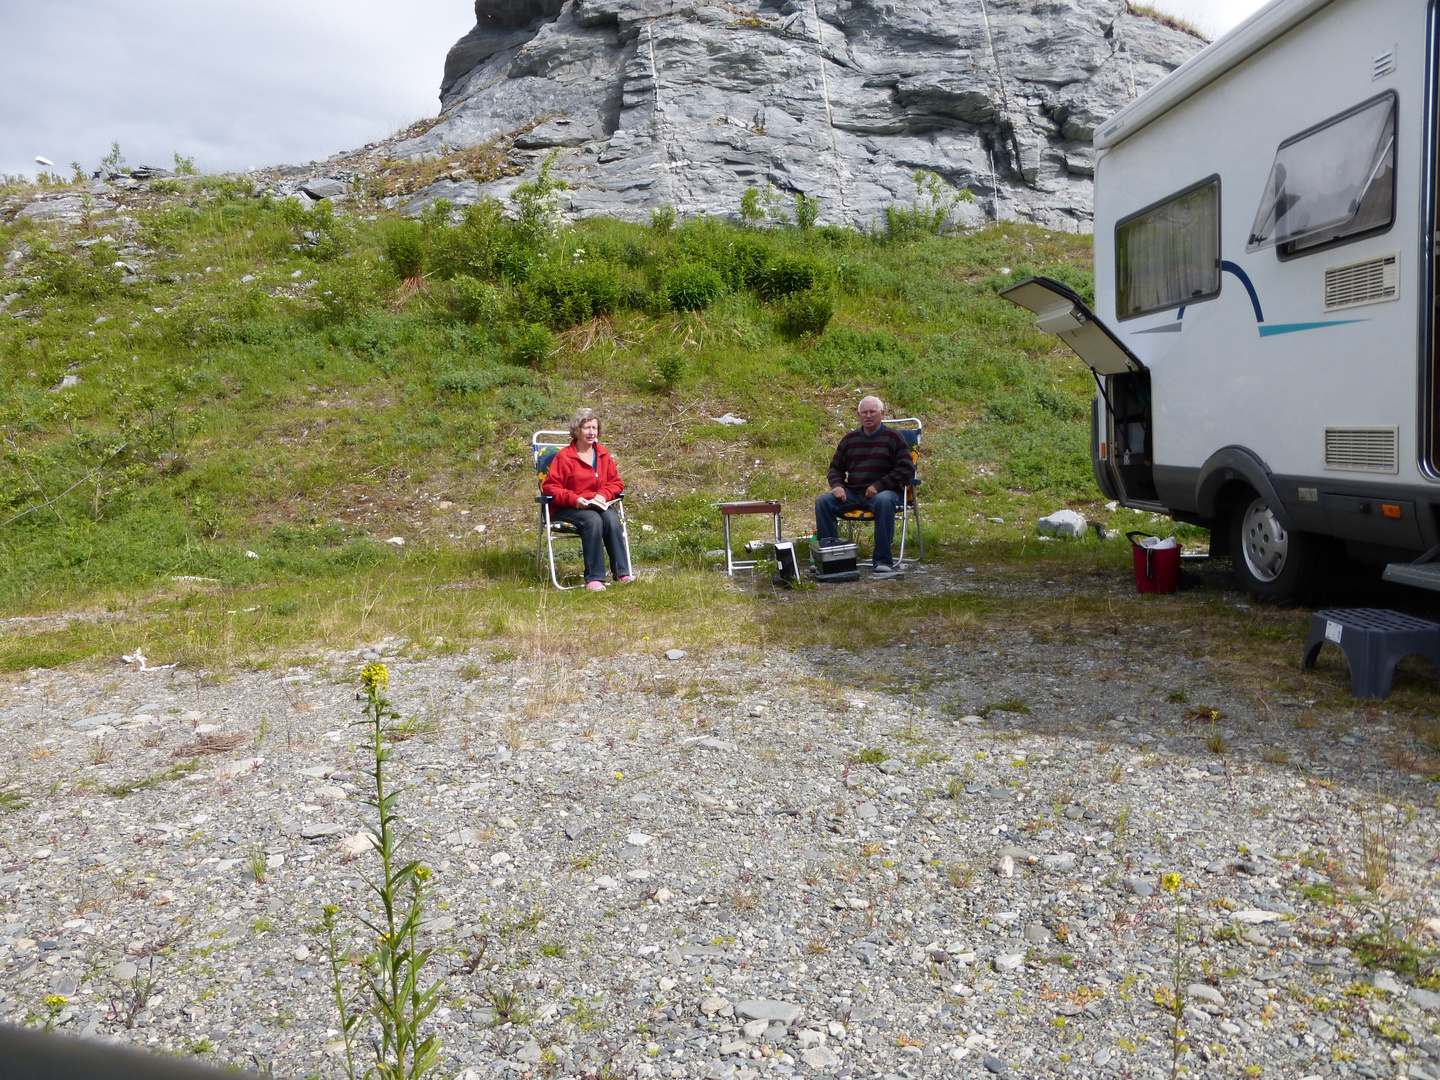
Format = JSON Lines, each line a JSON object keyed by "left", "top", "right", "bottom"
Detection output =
{"left": 542, "top": 408, "right": 634, "bottom": 591}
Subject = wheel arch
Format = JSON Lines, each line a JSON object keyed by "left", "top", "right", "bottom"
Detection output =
{"left": 1195, "top": 447, "right": 1293, "bottom": 532}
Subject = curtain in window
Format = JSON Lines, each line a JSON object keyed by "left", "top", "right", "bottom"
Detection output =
{"left": 1116, "top": 180, "right": 1221, "bottom": 320}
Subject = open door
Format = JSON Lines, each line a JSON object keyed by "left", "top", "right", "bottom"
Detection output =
{"left": 1000, "top": 276, "right": 1158, "bottom": 503}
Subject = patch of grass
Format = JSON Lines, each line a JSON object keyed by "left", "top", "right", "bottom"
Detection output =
{"left": 104, "top": 759, "right": 201, "bottom": 798}
{"left": 853, "top": 747, "right": 888, "bottom": 765}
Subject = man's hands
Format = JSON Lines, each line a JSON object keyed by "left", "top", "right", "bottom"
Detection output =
{"left": 864, "top": 485, "right": 878, "bottom": 498}
{"left": 831, "top": 485, "right": 848, "bottom": 501}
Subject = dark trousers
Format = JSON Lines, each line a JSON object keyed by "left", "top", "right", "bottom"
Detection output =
{"left": 815, "top": 488, "right": 901, "bottom": 567}
{"left": 551, "top": 504, "right": 630, "bottom": 583}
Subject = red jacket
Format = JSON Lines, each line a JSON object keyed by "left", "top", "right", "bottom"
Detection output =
{"left": 541, "top": 442, "right": 625, "bottom": 509}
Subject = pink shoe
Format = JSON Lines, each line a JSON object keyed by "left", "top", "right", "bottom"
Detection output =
{"left": 585, "top": 580, "right": 606, "bottom": 591}
{"left": 616, "top": 574, "right": 636, "bottom": 583}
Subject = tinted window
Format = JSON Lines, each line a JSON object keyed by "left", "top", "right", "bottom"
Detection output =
{"left": 1115, "top": 177, "right": 1221, "bottom": 321}
{"left": 1246, "top": 92, "right": 1395, "bottom": 256}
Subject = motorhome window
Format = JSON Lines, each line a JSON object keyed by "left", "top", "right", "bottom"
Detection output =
{"left": 1245, "top": 92, "right": 1396, "bottom": 256}
{"left": 1114, "top": 177, "right": 1221, "bottom": 321}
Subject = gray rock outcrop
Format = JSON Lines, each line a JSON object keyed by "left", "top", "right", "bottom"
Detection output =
{"left": 390, "top": 0, "right": 1204, "bottom": 229}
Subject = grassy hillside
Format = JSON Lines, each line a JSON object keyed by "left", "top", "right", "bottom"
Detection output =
{"left": 0, "top": 169, "right": 1164, "bottom": 668}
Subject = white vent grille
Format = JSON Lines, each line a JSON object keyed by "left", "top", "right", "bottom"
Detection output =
{"left": 1373, "top": 46, "right": 1397, "bottom": 80}
{"left": 1325, "top": 427, "right": 1399, "bottom": 473}
{"left": 1324, "top": 252, "right": 1399, "bottom": 311}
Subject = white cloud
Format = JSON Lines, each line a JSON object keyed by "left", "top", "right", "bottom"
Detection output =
{"left": 0, "top": 0, "right": 473, "bottom": 179}
{"left": 1145, "top": 0, "right": 1270, "bottom": 40}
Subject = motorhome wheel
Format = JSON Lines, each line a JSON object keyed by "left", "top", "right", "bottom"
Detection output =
{"left": 1230, "top": 495, "right": 1315, "bottom": 602}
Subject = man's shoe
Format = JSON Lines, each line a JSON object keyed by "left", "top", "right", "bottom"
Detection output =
{"left": 871, "top": 563, "right": 903, "bottom": 579}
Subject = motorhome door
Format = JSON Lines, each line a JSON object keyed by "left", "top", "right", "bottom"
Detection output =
{"left": 1001, "top": 276, "right": 1158, "bottom": 503}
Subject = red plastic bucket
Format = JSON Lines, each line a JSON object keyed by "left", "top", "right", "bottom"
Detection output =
{"left": 1128, "top": 532, "right": 1180, "bottom": 594}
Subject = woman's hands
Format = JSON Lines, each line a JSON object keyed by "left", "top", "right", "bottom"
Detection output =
{"left": 577, "top": 495, "right": 610, "bottom": 511}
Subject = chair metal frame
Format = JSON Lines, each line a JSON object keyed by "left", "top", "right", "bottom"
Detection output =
{"left": 532, "top": 429, "right": 633, "bottom": 590}
{"left": 839, "top": 416, "right": 924, "bottom": 565}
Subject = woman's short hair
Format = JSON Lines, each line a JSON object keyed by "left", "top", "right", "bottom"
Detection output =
{"left": 568, "top": 407, "right": 602, "bottom": 442}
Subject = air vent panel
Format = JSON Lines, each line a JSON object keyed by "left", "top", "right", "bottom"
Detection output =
{"left": 1324, "top": 252, "right": 1399, "bottom": 311}
{"left": 1373, "top": 46, "right": 1396, "bottom": 80}
{"left": 1325, "top": 427, "right": 1399, "bottom": 474}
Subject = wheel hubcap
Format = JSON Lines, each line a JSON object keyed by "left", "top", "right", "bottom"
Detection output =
{"left": 1240, "top": 500, "right": 1289, "bottom": 583}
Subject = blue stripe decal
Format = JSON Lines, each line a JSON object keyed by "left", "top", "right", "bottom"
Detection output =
{"left": 1257, "top": 319, "right": 1367, "bottom": 336}
{"left": 1220, "top": 261, "right": 1264, "bottom": 324}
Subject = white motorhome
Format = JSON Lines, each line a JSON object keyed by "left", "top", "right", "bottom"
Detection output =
{"left": 1004, "top": 0, "right": 1440, "bottom": 600}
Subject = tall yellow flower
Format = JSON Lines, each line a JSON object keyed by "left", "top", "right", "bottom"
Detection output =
{"left": 361, "top": 663, "right": 389, "bottom": 692}
{"left": 1161, "top": 872, "right": 1182, "bottom": 893}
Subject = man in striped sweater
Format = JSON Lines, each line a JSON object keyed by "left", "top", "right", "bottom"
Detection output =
{"left": 815, "top": 395, "right": 914, "bottom": 578}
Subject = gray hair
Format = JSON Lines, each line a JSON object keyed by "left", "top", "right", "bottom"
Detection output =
{"left": 568, "top": 407, "right": 602, "bottom": 442}
{"left": 858, "top": 395, "right": 885, "bottom": 414}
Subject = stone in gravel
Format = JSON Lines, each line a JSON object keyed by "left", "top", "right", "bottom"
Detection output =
{"left": 315, "top": 785, "right": 347, "bottom": 802}
{"left": 855, "top": 802, "right": 878, "bottom": 821}
{"left": 720, "top": 1040, "right": 747, "bottom": 1055}
{"left": 112, "top": 961, "right": 137, "bottom": 981}
{"left": 735, "top": 999, "right": 802, "bottom": 1026}
{"left": 665, "top": 649, "right": 686, "bottom": 660}
{"left": 1093, "top": 1047, "right": 1113, "bottom": 1066}
{"left": 1125, "top": 877, "right": 1155, "bottom": 897}
{"left": 801, "top": 1045, "right": 841, "bottom": 1070}
{"left": 797, "top": 1029, "right": 825, "bottom": 1047}
{"left": 742, "top": 1019, "right": 767, "bottom": 1038}
{"left": 339, "top": 832, "right": 377, "bottom": 853}
{"left": 1231, "top": 909, "right": 1280, "bottom": 924}
{"left": 997, "top": 845, "right": 1037, "bottom": 863}
{"left": 877, "top": 759, "right": 904, "bottom": 775}
{"left": 1187, "top": 983, "right": 1224, "bottom": 1006}
{"left": 594, "top": 875, "right": 619, "bottom": 889}
{"left": 72, "top": 714, "right": 121, "bottom": 730}
{"left": 515, "top": 1040, "right": 542, "bottom": 1063}
{"left": 294, "top": 945, "right": 310, "bottom": 961}
{"left": 993, "top": 952, "right": 1024, "bottom": 972}
{"left": 687, "top": 736, "right": 737, "bottom": 751}
{"left": 983, "top": 1055, "right": 1009, "bottom": 1075}
{"left": 301, "top": 823, "right": 344, "bottom": 840}
{"left": 1372, "top": 972, "right": 1406, "bottom": 996}
{"left": 447, "top": 828, "right": 479, "bottom": 846}
{"left": 1411, "top": 988, "right": 1440, "bottom": 1011}
{"left": 420, "top": 915, "right": 456, "bottom": 933}
{"left": 700, "top": 995, "right": 730, "bottom": 1016}
{"left": 997, "top": 855, "right": 1014, "bottom": 878}
{"left": 563, "top": 820, "right": 590, "bottom": 840}
{"left": 1023, "top": 924, "right": 1051, "bottom": 944}
{"left": 216, "top": 757, "right": 261, "bottom": 778}
{"left": 627, "top": 832, "right": 652, "bottom": 845}
{"left": 1042, "top": 852, "right": 1077, "bottom": 872}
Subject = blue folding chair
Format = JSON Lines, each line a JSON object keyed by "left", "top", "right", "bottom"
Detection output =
{"left": 840, "top": 416, "right": 923, "bottom": 565}
{"left": 532, "top": 429, "right": 633, "bottom": 589}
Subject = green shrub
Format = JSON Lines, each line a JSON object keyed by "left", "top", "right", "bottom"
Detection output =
{"left": 884, "top": 170, "right": 974, "bottom": 241}
{"left": 664, "top": 264, "right": 723, "bottom": 311}
{"left": 794, "top": 192, "right": 820, "bottom": 231}
{"left": 654, "top": 352, "right": 686, "bottom": 389}
{"left": 755, "top": 255, "right": 820, "bottom": 300}
{"left": 777, "top": 288, "right": 834, "bottom": 339}
{"left": 24, "top": 241, "right": 121, "bottom": 300}
{"left": 511, "top": 323, "right": 555, "bottom": 367}
{"left": 385, "top": 220, "right": 426, "bottom": 279}
{"left": 500, "top": 385, "right": 553, "bottom": 420}
{"left": 519, "top": 263, "right": 625, "bottom": 329}
{"left": 787, "top": 325, "right": 915, "bottom": 381}
{"left": 650, "top": 205, "right": 676, "bottom": 233}
{"left": 448, "top": 275, "right": 507, "bottom": 325}
{"left": 315, "top": 261, "right": 382, "bottom": 323}
{"left": 511, "top": 151, "right": 567, "bottom": 239}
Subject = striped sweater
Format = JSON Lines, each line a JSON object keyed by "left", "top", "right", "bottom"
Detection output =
{"left": 826, "top": 424, "right": 914, "bottom": 493}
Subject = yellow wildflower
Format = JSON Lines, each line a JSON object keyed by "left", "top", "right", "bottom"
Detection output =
{"left": 43, "top": 994, "right": 66, "bottom": 1009}
{"left": 361, "top": 663, "right": 389, "bottom": 692}
{"left": 1161, "top": 872, "right": 1182, "bottom": 893}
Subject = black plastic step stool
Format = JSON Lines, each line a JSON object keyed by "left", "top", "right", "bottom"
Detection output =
{"left": 1300, "top": 608, "right": 1440, "bottom": 699}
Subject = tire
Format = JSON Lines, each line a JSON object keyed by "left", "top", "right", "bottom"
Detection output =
{"left": 1229, "top": 493, "right": 1318, "bottom": 602}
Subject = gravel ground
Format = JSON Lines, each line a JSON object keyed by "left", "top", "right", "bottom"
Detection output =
{"left": 2, "top": 573, "right": 1440, "bottom": 1080}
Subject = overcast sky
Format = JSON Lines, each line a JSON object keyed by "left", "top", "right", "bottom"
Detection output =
{"left": 1, "top": 0, "right": 1267, "bottom": 182}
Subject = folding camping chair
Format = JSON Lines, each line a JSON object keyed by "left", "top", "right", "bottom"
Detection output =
{"left": 840, "top": 416, "right": 923, "bottom": 565}
{"left": 533, "top": 429, "right": 634, "bottom": 589}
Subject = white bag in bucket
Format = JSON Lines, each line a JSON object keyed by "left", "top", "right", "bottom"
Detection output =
{"left": 1134, "top": 535, "right": 1178, "bottom": 550}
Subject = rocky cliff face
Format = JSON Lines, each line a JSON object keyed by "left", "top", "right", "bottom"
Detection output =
{"left": 390, "top": 0, "right": 1203, "bottom": 230}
